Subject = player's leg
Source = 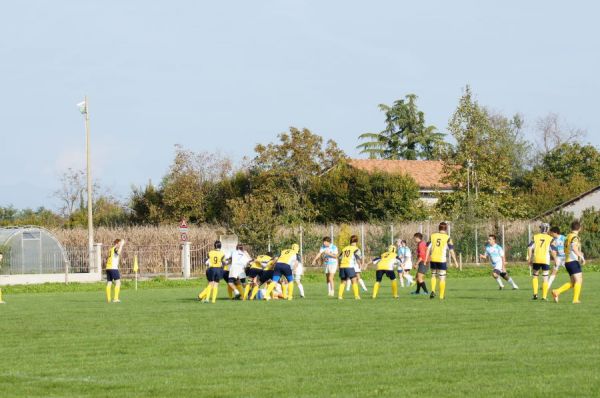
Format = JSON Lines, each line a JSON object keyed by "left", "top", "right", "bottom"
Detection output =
{"left": 338, "top": 269, "right": 347, "bottom": 299}
{"left": 438, "top": 268, "right": 447, "bottom": 300}
{"left": 357, "top": 272, "right": 368, "bottom": 292}
{"left": 389, "top": 271, "right": 398, "bottom": 298}
{"left": 531, "top": 265, "right": 540, "bottom": 299}
{"left": 351, "top": 276, "right": 360, "bottom": 299}
{"left": 295, "top": 274, "right": 304, "bottom": 298}
{"left": 501, "top": 271, "right": 518, "bottom": 289}
{"left": 430, "top": 264, "right": 438, "bottom": 298}
{"left": 265, "top": 264, "right": 282, "bottom": 299}
{"left": 372, "top": 270, "right": 383, "bottom": 299}
{"left": 541, "top": 266, "right": 550, "bottom": 300}
{"left": 398, "top": 268, "right": 405, "bottom": 287}
{"left": 493, "top": 270, "right": 504, "bottom": 289}
{"left": 404, "top": 268, "right": 414, "bottom": 286}
{"left": 547, "top": 266, "right": 558, "bottom": 290}
{"left": 105, "top": 281, "right": 112, "bottom": 303}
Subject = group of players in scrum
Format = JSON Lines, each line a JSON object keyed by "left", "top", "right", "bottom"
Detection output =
{"left": 194, "top": 221, "right": 586, "bottom": 304}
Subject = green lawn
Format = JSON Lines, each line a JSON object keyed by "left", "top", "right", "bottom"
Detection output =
{"left": 1, "top": 272, "right": 600, "bottom": 397}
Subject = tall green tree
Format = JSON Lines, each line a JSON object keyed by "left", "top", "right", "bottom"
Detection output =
{"left": 357, "top": 94, "right": 445, "bottom": 160}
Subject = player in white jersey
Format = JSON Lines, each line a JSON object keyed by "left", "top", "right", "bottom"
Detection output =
{"left": 397, "top": 240, "right": 415, "bottom": 288}
{"left": 311, "top": 237, "right": 338, "bottom": 296}
{"left": 479, "top": 235, "right": 518, "bottom": 290}
{"left": 547, "top": 226, "right": 566, "bottom": 290}
{"left": 347, "top": 249, "right": 368, "bottom": 293}
{"left": 228, "top": 244, "right": 251, "bottom": 299}
{"left": 293, "top": 259, "right": 305, "bottom": 298}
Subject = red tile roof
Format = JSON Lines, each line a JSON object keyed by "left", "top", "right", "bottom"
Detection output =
{"left": 347, "top": 159, "right": 453, "bottom": 190}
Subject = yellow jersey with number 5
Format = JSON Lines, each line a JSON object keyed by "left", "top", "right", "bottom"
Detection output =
{"left": 531, "top": 233, "right": 552, "bottom": 265}
{"left": 429, "top": 232, "right": 452, "bottom": 263}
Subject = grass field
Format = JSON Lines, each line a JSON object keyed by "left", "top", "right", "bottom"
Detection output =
{"left": 1, "top": 272, "right": 600, "bottom": 397}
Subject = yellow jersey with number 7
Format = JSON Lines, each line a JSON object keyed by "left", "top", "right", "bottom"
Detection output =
{"left": 532, "top": 233, "right": 552, "bottom": 265}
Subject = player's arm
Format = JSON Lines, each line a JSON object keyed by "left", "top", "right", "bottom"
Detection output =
{"left": 424, "top": 243, "right": 432, "bottom": 264}
{"left": 527, "top": 241, "right": 534, "bottom": 265}
{"left": 448, "top": 240, "right": 458, "bottom": 268}
{"left": 572, "top": 238, "right": 585, "bottom": 265}
{"left": 310, "top": 249, "right": 323, "bottom": 266}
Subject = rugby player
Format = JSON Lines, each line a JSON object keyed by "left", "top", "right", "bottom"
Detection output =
{"left": 371, "top": 245, "right": 400, "bottom": 299}
{"left": 398, "top": 239, "right": 414, "bottom": 288}
{"left": 265, "top": 244, "right": 300, "bottom": 300}
{"left": 245, "top": 252, "right": 272, "bottom": 300}
{"left": 424, "top": 222, "right": 457, "bottom": 300}
{"left": 547, "top": 226, "right": 566, "bottom": 291}
{"left": 527, "top": 223, "right": 553, "bottom": 300}
{"left": 338, "top": 235, "right": 363, "bottom": 300}
{"left": 199, "top": 240, "right": 228, "bottom": 303}
{"left": 479, "top": 234, "right": 518, "bottom": 290}
{"left": 552, "top": 221, "right": 585, "bottom": 304}
{"left": 411, "top": 233, "right": 429, "bottom": 295}
{"left": 311, "top": 237, "right": 338, "bottom": 297}
{"left": 105, "top": 239, "right": 125, "bottom": 303}
{"left": 228, "top": 244, "right": 251, "bottom": 300}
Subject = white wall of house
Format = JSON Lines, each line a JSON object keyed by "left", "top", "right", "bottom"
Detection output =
{"left": 558, "top": 189, "right": 600, "bottom": 218}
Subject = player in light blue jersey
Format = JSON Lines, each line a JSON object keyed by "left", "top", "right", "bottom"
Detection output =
{"left": 311, "top": 236, "right": 339, "bottom": 297}
{"left": 479, "top": 234, "right": 518, "bottom": 290}
{"left": 548, "top": 226, "right": 566, "bottom": 290}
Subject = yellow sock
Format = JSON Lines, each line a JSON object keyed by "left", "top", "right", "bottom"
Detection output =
{"left": 0, "top": 288, "right": 3, "bottom": 302}
{"left": 227, "top": 285, "right": 233, "bottom": 299}
{"left": 542, "top": 280, "right": 549, "bottom": 299}
{"left": 281, "top": 284, "right": 288, "bottom": 299}
{"left": 265, "top": 282, "right": 277, "bottom": 299}
{"left": 532, "top": 277, "right": 539, "bottom": 295}
{"left": 211, "top": 285, "right": 219, "bottom": 303}
{"left": 199, "top": 286, "right": 209, "bottom": 300}
{"left": 114, "top": 285, "right": 120, "bottom": 301}
{"left": 573, "top": 282, "right": 582, "bottom": 302}
{"left": 431, "top": 277, "right": 437, "bottom": 293}
{"left": 338, "top": 283, "right": 345, "bottom": 299}
{"left": 352, "top": 282, "right": 360, "bottom": 299}
{"left": 555, "top": 282, "right": 572, "bottom": 295}
{"left": 203, "top": 286, "right": 212, "bottom": 301}
{"left": 439, "top": 280, "right": 446, "bottom": 299}
{"left": 372, "top": 282, "right": 380, "bottom": 299}
{"left": 391, "top": 280, "right": 398, "bottom": 298}
{"left": 105, "top": 285, "right": 112, "bottom": 302}
{"left": 243, "top": 284, "right": 251, "bottom": 300}
{"left": 250, "top": 286, "right": 259, "bottom": 300}
{"left": 287, "top": 282, "right": 294, "bottom": 300}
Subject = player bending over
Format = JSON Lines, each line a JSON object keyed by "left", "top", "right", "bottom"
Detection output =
{"left": 528, "top": 223, "right": 553, "bottom": 300}
{"left": 552, "top": 221, "right": 585, "bottom": 304}
{"left": 228, "top": 244, "right": 251, "bottom": 300}
{"left": 372, "top": 245, "right": 400, "bottom": 299}
{"left": 338, "top": 235, "right": 363, "bottom": 300}
{"left": 265, "top": 244, "right": 300, "bottom": 300}
{"left": 547, "top": 227, "right": 566, "bottom": 290}
{"left": 199, "top": 240, "right": 228, "bottom": 303}
{"left": 425, "top": 222, "right": 457, "bottom": 300}
{"left": 479, "top": 234, "right": 518, "bottom": 290}
{"left": 245, "top": 252, "right": 272, "bottom": 300}
{"left": 105, "top": 239, "right": 125, "bottom": 303}
{"left": 312, "top": 237, "right": 338, "bottom": 297}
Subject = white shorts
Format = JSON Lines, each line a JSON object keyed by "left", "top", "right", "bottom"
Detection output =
{"left": 294, "top": 274, "right": 302, "bottom": 282}
{"left": 228, "top": 266, "right": 246, "bottom": 280}
{"left": 353, "top": 264, "right": 361, "bottom": 273}
{"left": 554, "top": 258, "right": 566, "bottom": 270}
{"left": 403, "top": 261, "right": 413, "bottom": 271}
{"left": 324, "top": 263, "right": 338, "bottom": 274}
{"left": 295, "top": 263, "right": 304, "bottom": 276}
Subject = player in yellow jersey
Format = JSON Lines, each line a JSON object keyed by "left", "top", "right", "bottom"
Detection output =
{"left": 552, "top": 221, "right": 585, "bottom": 304}
{"left": 105, "top": 239, "right": 125, "bottom": 303}
{"left": 338, "top": 235, "right": 363, "bottom": 300}
{"left": 246, "top": 252, "right": 273, "bottom": 300}
{"left": 371, "top": 245, "right": 400, "bottom": 299}
{"left": 527, "top": 223, "right": 553, "bottom": 300}
{"left": 424, "top": 222, "right": 457, "bottom": 300}
{"left": 265, "top": 244, "right": 300, "bottom": 300}
{"left": 198, "top": 241, "right": 228, "bottom": 303}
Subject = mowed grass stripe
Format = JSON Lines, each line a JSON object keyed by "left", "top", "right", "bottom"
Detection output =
{"left": 1, "top": 273, "right": 599, "bottom": 397}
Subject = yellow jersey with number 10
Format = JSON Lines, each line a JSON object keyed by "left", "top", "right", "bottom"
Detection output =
{"left": 340, "top": 245, "right": 360, "bottom": 268}
{"left": 429, "top": 233, "right": 452, "bottom": 263}
{"left": 532, "top": 233, "right": 552, "bottom": 265}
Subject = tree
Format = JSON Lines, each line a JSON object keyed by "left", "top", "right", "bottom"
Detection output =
{"left": 438, "top": 86, "right": 531, "bottom": 219}
{"left": 357, "top": 94, "right": 445, "bottom": 160}
{"left": 536, "top": 112, "right": 586, "bottom": 154}
{"left": 53, "top": 168, "right": 100, "bottom": 217}
{"left": 252, "top": 127, "right": 345, "bottom": 223}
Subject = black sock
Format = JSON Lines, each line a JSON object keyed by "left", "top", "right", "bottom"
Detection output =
{"left": 415, "top": 282, "right": 421, "bottom": 293}
{"left": 421, "top": 282, "right": 428, "bottom": 293}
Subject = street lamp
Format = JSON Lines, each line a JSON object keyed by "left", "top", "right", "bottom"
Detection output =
{"left": 77, "top": 97, "right": 95, "bottom": 272}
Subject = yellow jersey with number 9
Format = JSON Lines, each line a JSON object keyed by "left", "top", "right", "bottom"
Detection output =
{"left": 208, "top": 249, "right": 226, "bottom": 268}
{"left": 532, "top": 233, "right": 552, "bottom": 265}
{"left": 429, "top": 233, "right": 452, "bottom": 263}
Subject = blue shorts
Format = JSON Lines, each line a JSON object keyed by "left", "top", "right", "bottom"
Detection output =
{"left": 106, "top": 269, "right": 120, "bottom": 282}
{"left": 206, "top": 267, "right": 222, "bottom": 282}
{"left": 273, "top": 263, "right": 293, "bottom": 283}
{"left": 339, "top": 267, "right": 356, "bottom": 281}
{"left": 565, "top": 261, "right": 582, "bottom": 276}
{"left": 247, "top": 268, "right": 262, "bottom": 279}
{"left": 222, "top": 270, "right": 229, "bottom": 281}
{"left": 532, "top": 263, "right": 550, "bottom": 272}
{"left": 376, "top": 270, "right": 396, "bottom": 282}
{"left": 430, "top": 262, "right": 447, "bottom": 271}
{"left": 260, "top": 270, "right": 274, "bottom": 284}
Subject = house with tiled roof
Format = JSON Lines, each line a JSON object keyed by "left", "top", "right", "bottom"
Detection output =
{"left": 347, "top": 159, "right": 454, "bottom": 205}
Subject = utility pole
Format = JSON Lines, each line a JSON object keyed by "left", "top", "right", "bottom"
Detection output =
{"left": 79, "top": 97, "right": 94, "bottom": 272}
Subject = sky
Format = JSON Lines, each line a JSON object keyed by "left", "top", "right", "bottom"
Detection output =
{"left": 1, "top": 0, "right": 599, "bottom": 210}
